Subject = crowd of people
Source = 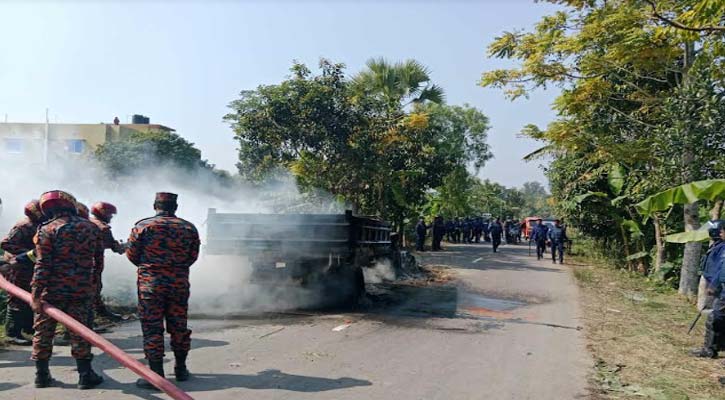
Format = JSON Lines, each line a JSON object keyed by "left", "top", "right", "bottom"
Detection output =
{"left": 0, "top": 190, "right": 200, "bottom": 391}
{"left": 415, "top": 216, "right": 570, "bottom": 262}
{"left": 416, "top": 216, "right": 523, "bottom": 252}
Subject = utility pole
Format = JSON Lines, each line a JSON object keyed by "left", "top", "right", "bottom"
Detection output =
{"left": 43, "top": 108, "right": 49, "bottom": 166}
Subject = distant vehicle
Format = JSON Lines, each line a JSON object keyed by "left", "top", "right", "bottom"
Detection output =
{"left": 522, "top": 217, "right": 558, "bottom": 240}
{"left": 204, "top": 209, "right": 393, "bottom": 306}
{"left": 481, "top": 213, "right": 492, "bottom": 220}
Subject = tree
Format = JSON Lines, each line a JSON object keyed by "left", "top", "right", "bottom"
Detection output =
{"left": 481, "top": 0, "right": 725, "bottom": 296}
{"left": 520, "top": 181, "right": 552, "bottom": 217}
{"left": 225, "top": 59, "right": 492, "bottom": 237}
{"left": 352, "top": 58, "right": 445, "bottom": 108}
{"left": 95, "top": 130, "right": 207, "bottom": 176}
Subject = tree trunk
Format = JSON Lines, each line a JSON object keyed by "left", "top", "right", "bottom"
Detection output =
{"left": 652, "top": 214, "right": 667, "bottom": 274}
{"left": 710, "top": 200, "right": 723, "bottom": 220}
{"left": 680, "top": 202, "right": 702, "bottom": 298}
{"left": 678, "top": 41, "right": 700, "bottom": 299}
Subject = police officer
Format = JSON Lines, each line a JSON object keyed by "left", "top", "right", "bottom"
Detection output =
{"left": 415, "top": 217, "right": 427, "bottom": 251}
{"left": 31, "top": 190, "right": 104, "bottom": 389}
{"left": 531, "top": 219, "right": 549, "bottom": 260}
{"left": 89, "top": 202, "right": 125, "bottom": 321}
{"left": 1, "top": 200, "right": 46, "bottom": 345}
{"left": 490, "top": 218, "right": 503, "bottom": 253}
{"left": 453, "top": 217, "right": 462, "bottom": 243}
{"left": 690, "top": 220, "right": 725, "bottom": 358}
{"left": 445, "top": 219, "right": 455, "bottom": 242}
{"left": 127, "top": 192, "right": 200, "bottom": 389}
{"left": 432, "top": 216, "right": 445, "bottom": 251}
{"left": 548, "top": 219, "right": 568, "bottom": 264}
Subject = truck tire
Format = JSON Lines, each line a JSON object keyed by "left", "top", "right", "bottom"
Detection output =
{"left": 321, "top": 266, "right": 365, "bottom": 309}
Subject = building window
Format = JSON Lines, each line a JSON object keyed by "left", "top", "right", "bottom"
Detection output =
{"left": 4, "top": 138, "right": 23, "bottom": 153}
{"left": 66, "top": 139, "right": 85, "bottom": 154}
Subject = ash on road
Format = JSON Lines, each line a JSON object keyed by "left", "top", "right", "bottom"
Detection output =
{"left": 0, "top": 243, "right": 590, "bottom": 400}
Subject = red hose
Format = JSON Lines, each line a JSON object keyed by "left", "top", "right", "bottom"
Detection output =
{"left": 0, "top": 274, "right": 193, "bottom": 400}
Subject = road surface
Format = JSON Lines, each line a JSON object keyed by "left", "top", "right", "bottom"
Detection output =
{"left": 0, "top": 242, "right": 591, "bottom": 399}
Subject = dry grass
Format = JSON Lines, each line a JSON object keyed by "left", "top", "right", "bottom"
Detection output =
{"left": 572, "top": 259, "right": 725, "bottom": 400}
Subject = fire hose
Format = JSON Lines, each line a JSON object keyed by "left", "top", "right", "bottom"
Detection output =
{"left": 0, "top": 272, "right": 194, "bottom": 400}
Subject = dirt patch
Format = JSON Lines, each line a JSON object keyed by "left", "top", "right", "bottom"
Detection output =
{"left": 405, "top": 264, "right": 456, "bottom": 286}
{"left": 572, "top": 261, "right": 725, "bottom": 400}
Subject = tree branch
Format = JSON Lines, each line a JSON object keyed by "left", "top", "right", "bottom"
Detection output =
{"left": 644, "top": 0, "right": 725, "bottom": 33}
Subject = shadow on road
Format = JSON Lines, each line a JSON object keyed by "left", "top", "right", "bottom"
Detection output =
{"left": 418, "top": 242, "right": 563, "bottom": 273}
{"left": 179, "top": 369, "right": 372, "bottom": 393}
{"left": 0, "top": 382, "right": 21, "bottom": 392}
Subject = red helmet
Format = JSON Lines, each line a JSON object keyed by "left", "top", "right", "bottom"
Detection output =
{"left": 39, "top": 190, "right": 77, "bottom": 216}
{"left": 76, "top": 202, "right": 89, "bottom": 219}
{"left": 91, "top": 202, "right": 117, "bottom": 221}
{"left": 24, "top": 199, "right": 44, "bottom": 222}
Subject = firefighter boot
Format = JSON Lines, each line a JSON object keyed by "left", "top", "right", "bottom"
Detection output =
{"left": 34, "top": 359, "right": 55, "bottom": 388}
{"left": 136, "top": 360, "right": 164, "bottom": 390}
{"left": 174, "top": 351, "right": 190, "bottom": 381}
{"left": 77, "top": 359, "right": 104, "bottom": 390}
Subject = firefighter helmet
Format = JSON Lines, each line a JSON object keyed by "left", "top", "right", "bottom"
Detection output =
{"left": 39, "top": 190, "right": 77, "bottom": 216}
{"left": 91, "top": 202, "right": 117, "bottom": 221}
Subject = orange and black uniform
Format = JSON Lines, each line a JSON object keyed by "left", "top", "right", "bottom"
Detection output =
{"left": 31, "top": 211, "right": 103, "bottom": 361}
{"left": 126, "top": 210, "right": 200, "bottom": 361}
{"left": 90, "top": 216, "right": 123, "bottom": 313}
{"left": 1, "top": 217, "right": 39, "bottom": 337}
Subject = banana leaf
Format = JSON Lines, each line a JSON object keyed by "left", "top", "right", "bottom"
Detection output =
{"left": 636, "top": 179, "right": 725, "bottom": 215}
{"left": 574, "top": 191, "right": 608, "bottom": 204}
{"left": 608, "top": 164, "right": 625, "bottom": 196}
{"left": 665, "top": 230, "right": 710, "bottom": 243}
{"left": 625, "top": 251, "right": 649, "bottom": 261}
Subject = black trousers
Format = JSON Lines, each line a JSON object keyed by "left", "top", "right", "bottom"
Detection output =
{"left": 536, "top": 240, "right": 547, "bottom": 259}
{"left": 552, "top": 241, "right": 564, "bottom": 263}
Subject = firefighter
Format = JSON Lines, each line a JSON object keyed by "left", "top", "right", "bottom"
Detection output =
{"left": 31, "top": 190, "right": 104, "bottom": 389}
{"left": 1, "top": 200, "right": 46, "bottom": 345}
{"left": 89, "top": 202, "right": 125, "bottom": 321}
{"left": 127, "top": 192, "right": 200, "bottom": 389}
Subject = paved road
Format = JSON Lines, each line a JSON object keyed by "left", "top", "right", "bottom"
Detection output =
{"left": 0, "top": 242, "right": 590, "bottom": 399}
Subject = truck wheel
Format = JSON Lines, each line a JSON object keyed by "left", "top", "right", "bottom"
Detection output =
{"left": 322, "top": 266, "right": 365, "bottom": 309}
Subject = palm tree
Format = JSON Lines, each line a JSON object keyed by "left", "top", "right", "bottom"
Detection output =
{"left": 352, "top": 58, "right": 445, "bottom": 107}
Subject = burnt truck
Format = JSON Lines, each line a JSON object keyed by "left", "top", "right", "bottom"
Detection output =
{"left": 204, "top": 209, "right": 394, "bottom": 305}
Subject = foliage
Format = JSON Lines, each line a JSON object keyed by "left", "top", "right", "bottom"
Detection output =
{"left": 636, "top": 179, "right": 725, "bottom": 215}
{"left": 95, "top": 129, "right": 223, "bottom": 178}
{"left": 351, "top": 58, "right": 445, "bottom": 107}
{"left": 425, "top": 174, "right": 550, "bottom": 220}
{"left": 225, "top": 59, "right": 492, "bottom": 232}
{"left": 481, "top": 0, "right": 725, "bottom": 282}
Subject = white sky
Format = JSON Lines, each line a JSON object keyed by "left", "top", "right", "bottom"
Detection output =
{"left": 0, "top": 0, "right": 561, "bottom": 188}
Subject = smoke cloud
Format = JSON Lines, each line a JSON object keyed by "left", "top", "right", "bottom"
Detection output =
{"left": 0, "top": 155, "right": 346, "bottom": 314}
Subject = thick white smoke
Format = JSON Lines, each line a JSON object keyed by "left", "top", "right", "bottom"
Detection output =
{"left": 0, "top": 156, "right": 346, "bottom": 314}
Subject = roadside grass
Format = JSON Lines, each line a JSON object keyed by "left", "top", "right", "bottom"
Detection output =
{"left": 570, "top": 253, "right": 725, "bottom": 400}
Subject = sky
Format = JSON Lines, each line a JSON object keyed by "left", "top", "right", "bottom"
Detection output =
{"left": 0, "top": 0, "right": 561, "bottom": 189}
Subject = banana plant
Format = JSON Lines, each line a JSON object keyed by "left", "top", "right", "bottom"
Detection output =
{"left": 636, "top": 179, "right": 725, "bottom": 243}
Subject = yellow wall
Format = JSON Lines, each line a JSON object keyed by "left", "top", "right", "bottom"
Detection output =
{"left": 0, "top": 122, "right": 172, "bottom": 165}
